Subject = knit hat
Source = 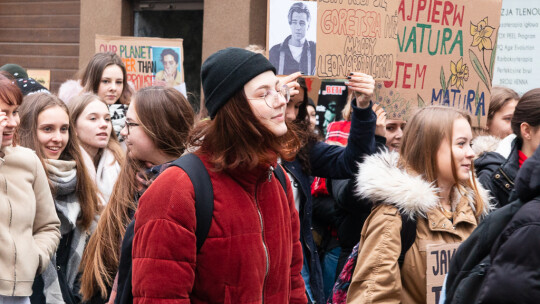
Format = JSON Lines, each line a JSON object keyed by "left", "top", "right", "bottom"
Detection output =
{"left": 0, "top": 64, "right": 28, "bottom": 79}
{"left": 201, "top": 47, "right": 276, "bottom": 119}
{"left": 16, "top": 78, "right": 50, "bottom": 96}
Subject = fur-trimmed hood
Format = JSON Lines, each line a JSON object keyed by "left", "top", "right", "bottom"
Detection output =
{"left": 355, "top": 150, "right": 492, "bottom": 219}
{"left": 472, "top": 135, "right": 500, "bottom": 158}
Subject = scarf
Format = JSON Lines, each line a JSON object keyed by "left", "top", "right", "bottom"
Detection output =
{"left": 40, "top": 159, "right": 97, "bottom": 303}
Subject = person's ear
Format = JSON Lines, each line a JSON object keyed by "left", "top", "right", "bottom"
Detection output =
{"left": 521, "top": 122, "right": 532, "bottom": 140}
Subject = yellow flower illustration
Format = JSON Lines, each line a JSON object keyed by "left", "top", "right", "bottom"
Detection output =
{"left": 450, "top": 58, "right": 469, "bottom": 89}
{"left": 470, "top": 17, "right": 495, "bottom": 51}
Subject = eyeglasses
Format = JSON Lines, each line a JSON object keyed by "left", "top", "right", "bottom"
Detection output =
{"left": 125, "top": 121, "right": 140, "bottom": 135}
{"left": 248, "top": 85, "right": 290, "bottom": 108}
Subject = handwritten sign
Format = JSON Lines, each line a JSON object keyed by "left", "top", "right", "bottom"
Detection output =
{"left": 426, "top": 243, "right": 460, "bottom": 304}
{"left": 373, "top": 0, "right": 503, "bottom": 127}
{"left": 95, "top": 35, "right": 185, "bottom": 92}
{"left": 315, "top": 0, "right": 400, "bottom": 80}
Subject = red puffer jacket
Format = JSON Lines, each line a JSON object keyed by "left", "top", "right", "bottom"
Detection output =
{"left": 132, "top": 154, "right": 307, "bottom": 304}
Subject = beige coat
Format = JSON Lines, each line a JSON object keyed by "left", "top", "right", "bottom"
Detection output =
{"left": 346, "top": 151, "right": 491, "bottom": 304}
{"left": 0, "top": 146, "right": 60, "bottom": 296}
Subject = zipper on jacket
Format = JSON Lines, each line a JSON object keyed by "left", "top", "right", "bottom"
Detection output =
{"left": 254, "top": 181, "right": 269, "bottom": 304}
{"left": 267, "top": 166, "right": 274, "bottom": 182}
{"left": 498, "top": 167, "right": 515, "bottom": 186}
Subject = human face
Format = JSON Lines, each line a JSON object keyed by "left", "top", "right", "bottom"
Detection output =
{"left": 0, "top": 100, "right": 19, "bottom": 148}
{"left": 436, "top": 118, "right": 475, "bottom": 188}
{"left": 307, "top": 105, "right": 317, "bottom": 131}
{"left": 290, "top": 12, "right": 309, "bottom": 43}
{"left": 97, "top": 65, "right": 124, "bottom": 105}
{"left": 75, "top": 100, "right": 112, "bottom": 156}
{"left": 286, "top": 87, "right": 304, "bottom": 123}
{"left": 37, "top": 106, "right": 69, "bottom": 160}
{"left": 162, "top": 54, "right": 178, "bottom": 75}
{"left": 385, "top": 120, "right": 406, "bottom": 152}
{"left": 487, "top": 98, "right": 517, "bottom": 139}
{"left": 244, "top": 71, "right": 288, "bottom": 137}
{"left": 120, "top": 104, "right": 160, "bottom": 163}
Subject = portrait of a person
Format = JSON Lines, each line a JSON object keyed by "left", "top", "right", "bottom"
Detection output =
{"left": 155, "top": 48, "right": 182, "bottom": 87}
{"left": 269, "top": 2, "right": 316, "bottom": 75}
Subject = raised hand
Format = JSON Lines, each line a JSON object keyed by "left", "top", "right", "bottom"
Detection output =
{"left": 372, "top": 103, "right": 387, "bottom": 137}
{"left": 346, "top": 72, "right": 375, "bottom": 109}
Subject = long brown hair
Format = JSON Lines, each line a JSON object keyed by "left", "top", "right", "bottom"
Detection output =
{"left": 190, "top": 90, "right": 300, "bottom": 171}
{"left": 81, "top": 52, "right": 132, "bottom": 104}
{"left": 67, "top": 93, "right": 125, "bottom": 166}
{"left": 399, "top": 106, "right": 485, "bottom": 217}
{"left": 79, "top": 86, "right": 194, "bottom": 300}
{"left": 18, "top": 93, "right": 100, "bottom": 230}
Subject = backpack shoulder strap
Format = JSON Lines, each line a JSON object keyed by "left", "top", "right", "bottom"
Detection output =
{"left": 398, "top": 213, "right": 417, "bottom": 268}
{"left": 171, "top": 154, "right": 214, "bottom": 252}
{"left": 273, "top": 164, "right": 288, "bottom": 195}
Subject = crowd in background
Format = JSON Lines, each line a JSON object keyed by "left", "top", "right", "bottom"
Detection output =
{"left": 0, "top": 43, "right": 539, "bottom": 304}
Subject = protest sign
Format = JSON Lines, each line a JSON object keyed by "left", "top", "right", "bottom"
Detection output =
{"left": 95, "top": 35, "right": 186, "bottom": 94}
{"left": 315, "top": 0, "right": 400, "bottom": 80}
{"left": 267, "top": 0, "right": 318, "bottom": 76}
{"left": 316, "top": 81, "right": 349, "bottom": 136}
{"left": 373, "top": 0, "right": 503, "bottom": 127}
{"left": 492, "top": 1, "right": 540, "bottom": 95}
{"left": 27, "top": 69, "right": 50, "bottom": 89}
{"left": 426, "top": 243, "right": 460, "bottom": 304}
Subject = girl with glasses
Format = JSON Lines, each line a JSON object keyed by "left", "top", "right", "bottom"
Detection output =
{"left": 79, "top": 86, "right": 194, "bottom": 304}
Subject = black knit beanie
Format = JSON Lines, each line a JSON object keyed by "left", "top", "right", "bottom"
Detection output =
{"left": 201, "top": 47, "right": 276, "bottom": 119}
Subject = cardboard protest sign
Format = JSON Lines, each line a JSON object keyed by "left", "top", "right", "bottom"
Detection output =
{"left": 27, "top": 69, "right": 50, "bottom": 89}
{"left": 95, "top": 35, "right": 186, "bottom": 94}
{"left": 426, "top": 243, "right": 460, "bottom": 304}
{"left": 373, "top": 0, "right": 503, "bottom": 127}
{"left": 267, "top": 0, "right": 318, "bottom": 76}
{"left": 492, "top": 1, "right": 540, "bottom": 95}
{"left": 315, "top": 81, "right": 349, "bottom": 136}
{"left": 315, "top": 0, "right": 400, "bottom": 80}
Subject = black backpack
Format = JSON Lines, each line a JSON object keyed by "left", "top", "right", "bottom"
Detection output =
{"left": 444, "top": 199, "right": 525, "bottom": 304}
{"left": 327, "top": 212, "right": 417, "bottom": 304}
{"left": 115, "top": 153, "right": 289, "bottom": 304}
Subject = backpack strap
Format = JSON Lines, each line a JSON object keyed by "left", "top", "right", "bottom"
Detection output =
{"left": 398, "top": 213, "right": 417, "bottom": 268}
{"left": 171, "top": 154, "right": 214, "bottom": 252}
{"left": 273, "top": 164, "right": 288, "bottom": 195}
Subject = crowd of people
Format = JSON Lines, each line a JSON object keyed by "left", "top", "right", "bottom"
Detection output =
{"left": 0, "top": 44, "right": 538, "bottom": 304}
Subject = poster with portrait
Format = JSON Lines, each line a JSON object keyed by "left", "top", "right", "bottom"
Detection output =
{"left": 372, "top": 0, "right": 503, "bottom": 127}
{"left": 267, "top": 0, "right": 318, "bottom": 76}
{"left": 315, "top": 81, "right": 349, "bottom": 136}
{"left": 95, "top": 35, "right": 186, "bottom": 96}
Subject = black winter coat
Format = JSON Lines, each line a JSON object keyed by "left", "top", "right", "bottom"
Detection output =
{"left": 475, "top": 137, "right": 521, "bottom": 207}
{"left": 475, "top": 145, "right": 540, "bottom": 303}
{"left": 282, "top": 102, "right": 377, "bottom": 304}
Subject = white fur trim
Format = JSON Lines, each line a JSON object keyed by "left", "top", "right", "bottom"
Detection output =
{"left": 355, "top": 151, "right": 439, "bottom": 219}
{"left": 472, "top": 135, "right": 500, "bottom": 157}
{"left": 355, "top": 151, "right": 493, "bottom": 219}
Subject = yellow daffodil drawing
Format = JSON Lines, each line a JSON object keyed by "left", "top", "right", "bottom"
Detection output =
{"left": 450, "top": 58, "right": 469, "bottom": 90}
{"left": 470, "top": 17, "right": 495, "bottom": 51}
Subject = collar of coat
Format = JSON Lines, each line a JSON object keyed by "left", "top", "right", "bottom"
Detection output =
{"left": 354, "top": 150, "right": 492, "bottom": 220}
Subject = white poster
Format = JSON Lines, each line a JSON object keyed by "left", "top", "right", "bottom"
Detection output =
{"left": 267, "top": 0, "right": 318, "bottom": 75}
{"left": 492, "top": 1, "right": 540, "bottom": 95}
